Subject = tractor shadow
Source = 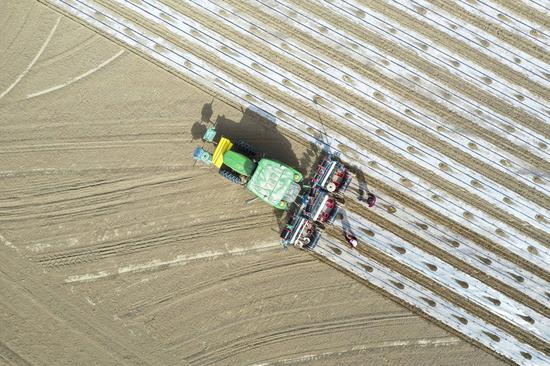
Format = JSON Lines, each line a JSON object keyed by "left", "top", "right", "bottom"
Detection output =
{"left": 192, "top": 102, "right": 327, "bottom": 174}
{"left": 216, "top": 108, "right": 300, "bottom": 169}
{"left": 348, "top": 165, "right": 370, "bottom": 202}
{"left": 338, "top": 209, "right": 354, "bottom": 237}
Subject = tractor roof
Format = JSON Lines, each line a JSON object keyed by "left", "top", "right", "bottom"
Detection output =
{"left": 246, "top": 159, "right": 299, "bottom": 209}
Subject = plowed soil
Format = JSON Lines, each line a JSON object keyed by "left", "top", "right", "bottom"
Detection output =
{"left": 0, "top": 0, "right": 540, "bottom": 365}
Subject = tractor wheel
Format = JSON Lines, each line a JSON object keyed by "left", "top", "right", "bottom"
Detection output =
{"left": 366, "top": 193, "right": 377, "bottom": 207}
{"left": 326, "top": 182, "right": 337, "bottom": 192}
{"left": 234, "top": 140, "right": 257, "bottom": 159}
{"left": 219, "top": 169, "right": 241, "bottom": 185}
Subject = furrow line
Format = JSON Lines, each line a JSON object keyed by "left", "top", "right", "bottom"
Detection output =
{"left": 321, "top": 228, "right": 550, "bottom": 354}
{"left": 337, "top": 0, "right": 550, "bottom": 104}
{"left": 276, "top": 0, "right": 550, "bottom": 137}
{"left": 327, "top": 212, "right": 550, "bottom": 346}
{"left": 344, "top": 183, "right": 550, "bottom": 312}
{"left": 95, "top": 0, "right": 550, "bottom": 244}
{"left": 160, "top": 0, "right": 550, "bottom": 219}
{"left": 454, "top": 0, "right": 549, "bottom": 44}
{"left": 313, "top": 240, "right": 548, "bottom": 365}
{"left": 196, "top": 0, "right": 550, "bottom": 165}
{"left": 488, "top": 0, "right": 550, "bottom": 29}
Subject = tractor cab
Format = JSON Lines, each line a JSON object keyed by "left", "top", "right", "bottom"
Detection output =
{"left": 193, "top": 125, "right": 304, "bottom": 210}
{"left": 246, "top": 159, "right": 302, "bottom": 210}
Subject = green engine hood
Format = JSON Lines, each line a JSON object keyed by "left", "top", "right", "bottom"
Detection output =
{"left": 246, "top": 159, "right": 303, "bottom": 209}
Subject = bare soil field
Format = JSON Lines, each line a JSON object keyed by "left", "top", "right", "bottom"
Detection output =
{"left": 1, "top": 0, "right": 547, "bottom": 365}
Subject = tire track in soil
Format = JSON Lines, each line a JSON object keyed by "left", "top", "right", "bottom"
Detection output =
{"left": 0, "top": 174, "right": 204, "bottom": 229}
{"left": 1, "top": 175, "right": 130, "bottom": 200}
{"left": 185, "top": 312, "right": 417, "bottom": 366}
{"left": 0, "top": 138, "right": 182, "bottom": 154}
{"left": 0, "top": 15, "right": 61, "bottom": 100}
{"left": 0, "top": 165, "right": 194, "bottom": 179}
{"left": 164, "top": 0, "right": 550, "bottom": 195}
{"left": 33, "top": 212, "right": 274, "bottom": 267}
{"left": 277, "top": 0, "right": 550, "bottom": 138}
{"left": 0, "top": 342, "right": 33, "bottom": 366}
{"left": 0, "top": 249, "right": 159, "bottom": 366}
{"left": 1, "top": 174, "right": 191, "bottom": 214}
{"left": 33, "top": 34, "right": 99, "bottom": 70}
{"left": 322, "top": 226, "right": 550, "bottom": 355}
{"left": 121, "top": 255, "right": 316, "bottom": 320}
{"left": 344, "top": 197, "right": 550, "bottom": 317}
{"left": 92, "top": 0, "right": 549, "bottom": 245}
{"left": 166, "top": 281, "right": 408, "bottom": 351}
{"left": 0, "top": 4, "right": 35, "bottom": 70}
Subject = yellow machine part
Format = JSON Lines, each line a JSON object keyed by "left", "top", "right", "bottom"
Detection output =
{"left": 212, "top": 137, "right": 233, "bottom": 168}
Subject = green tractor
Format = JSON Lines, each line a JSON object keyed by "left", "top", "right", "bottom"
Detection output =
{"left": 193, "top": 125, "right": 303, "bottom": 210}
{"left": 193, "top": 123, "right": 359, "bottom": 250}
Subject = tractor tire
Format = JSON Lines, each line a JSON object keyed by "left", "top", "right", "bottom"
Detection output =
{"left": 233, "top": 140, "right": 257, "bottom": 159}
{"left": 326, "top": 182, "right": 337, "bottom": 192}
{"left": 366, "top": 193, "right": 377, "bottom": 207}
{"left": 219, "top": 169, "right": 241, "bottom": 185}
